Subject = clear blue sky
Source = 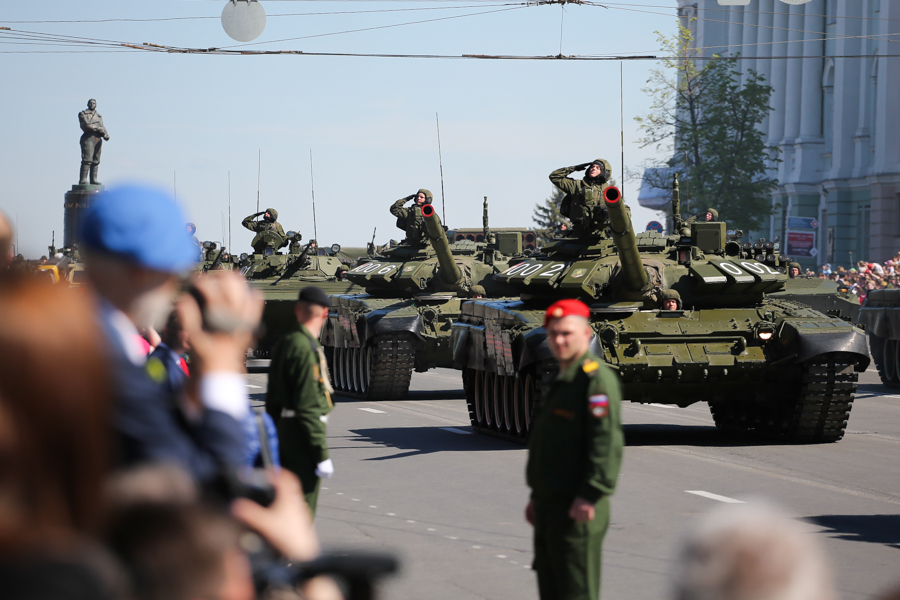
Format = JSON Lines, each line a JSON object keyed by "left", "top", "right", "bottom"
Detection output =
{"left": 1, "top": 1, "right": 677, "bottom": 258}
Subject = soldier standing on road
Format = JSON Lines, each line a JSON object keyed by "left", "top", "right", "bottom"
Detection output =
{"left": 242, "top": 208, "right": 286, "bottom": 253}
{"left": 78, "top": 99, "right": 110, "bottom": 186}
{"left": 266, "top": 286, "right": 334, "bottom": 517}
{"left": 390, "top": 189, "right": 433, "bottom": 248}
{"left": 526, "top": 298, "right": 624, "bottom": 600}
{"left": 550, "top": 159, "right": 617, "bottom": 238}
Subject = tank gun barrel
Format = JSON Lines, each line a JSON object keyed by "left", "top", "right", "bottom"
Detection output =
{"left": 604, "top": 186, "right": 648, "bottom": 292}
{"left": 421, "top": 204, "right": 462, "bottom": 286}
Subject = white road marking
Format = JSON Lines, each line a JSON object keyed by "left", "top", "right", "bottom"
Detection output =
{"left": 387, "top": 513, "right": 396, "bottom": 516}
{"left": 496, "top": 555, "right": 507, "bottom": 559}
{"left": 427, "top": 528, "right": 436, "bottom": 532}
{"left": 369, "top": 505, "right": 377, "bottom": 509}
{"left": 686, "top": 490, "right": 745, "bottom": 504}
{"left": 246, "top": 384, "right": 262, "bottom": 389}
{"left": 352, "top": 498, "right": 360, "bottom": 501}
{"left": 336, "top": 492, "right": 344, "bottom": 496}
{"left": 648, "top": 403, "right": 679, "bottom": 409}
{"left": 358, "top": 407, "right": 386, "bottom": 414}
{"left": 441, "top": 427, "right": 473, "bottom": 435}
{"left": 406, "top": 520, "right": 416, "bottom": 523}
{"left": 472, "top": 545, "right": 482, "bottom": 549}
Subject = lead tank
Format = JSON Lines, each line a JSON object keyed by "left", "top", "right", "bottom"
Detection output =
{"left": 451, "top": 176, "right": 870, "bottom": 443}
{"left": 321, "top": 199, "right": 521, "bottom": 399}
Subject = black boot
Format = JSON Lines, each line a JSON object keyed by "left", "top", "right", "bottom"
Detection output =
{"left": 79, "top": 165, "right": 90, "bottom": 185}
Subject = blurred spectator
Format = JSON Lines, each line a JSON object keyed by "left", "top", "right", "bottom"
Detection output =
{"left": 80, "top": 183, "right": 262, "bottom": 483}
{"left": 0, "top": 210, "right": 12, "bottom": 271}
{"left": 0, "top": 279, "right": 125, "bottom": 600}
{"left": 673, "top": 502, "right": 833, "bottom": 600}
{"left": 148, "top": 310, "right": 191, "bottom": 396}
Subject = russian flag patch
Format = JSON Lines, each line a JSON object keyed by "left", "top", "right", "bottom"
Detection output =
{"left": 589, "top": 394, "right": 609, "bottom": 418}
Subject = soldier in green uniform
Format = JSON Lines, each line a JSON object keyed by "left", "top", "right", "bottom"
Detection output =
{"left": 686, "top": 207, "right": 718, "bottom": 224}
{"left": 788, "top": 262, "right": 802, "bottom": 278}
{"left": 390, "top": 189, "right": 433, "bottom": 248}
{"left": 265, "top": 286, "right": 335, "bottom": 516}
{"left": 659, "top": 288, "right": 682, "bottom": 310}
{"left": 550, "top": 159, "right": 618, "bottom": 238}
{"left": 526, "top": 298, "right": 624, "bottom": 600}
{"left": 242, "top": 208, "right": 286, "bottom": 253}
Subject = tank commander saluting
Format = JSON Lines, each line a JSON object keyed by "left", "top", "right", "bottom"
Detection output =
{"left": 242, "top": 207, "right": 286, "bottom": 253}
{"left": 390, "top": 189, "right": 434, "bottom": 248}
{"left": 550, "top": 159, "right": 620, "bottom": 238}
{"left": 526, "top": 298, "right": 624, "bottom": 600}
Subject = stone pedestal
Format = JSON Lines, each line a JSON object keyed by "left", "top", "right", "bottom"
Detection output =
{"left": 64, "top": 183, "right": 103, "bottom": 248}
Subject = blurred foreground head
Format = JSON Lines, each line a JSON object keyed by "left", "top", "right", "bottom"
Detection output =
{"left": 674, "top": 503, "right": 833, "bottom": 600}
{"left": 0, "top": 210, "right": 13, "bottom": 271}
{"left": 80, "top": 184, "right": 198, "bottom": 330}
{"left": 0, "top": 279, "right": 113, "bottom": 552}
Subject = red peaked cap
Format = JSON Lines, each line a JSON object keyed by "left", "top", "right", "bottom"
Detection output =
{"left": 543, "top": 299, "right": 591, "bottom": 327}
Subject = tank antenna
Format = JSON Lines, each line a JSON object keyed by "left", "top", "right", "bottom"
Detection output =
{"left": 228, "top": 171, "right": 232, "bottom": 251}
{"left": 620, "top": 61, "right": 625, "bottom": 191}
{"left": 436, "top": 112, "right": 447, "bottom": 224}
{"left": 256, "top": 149, "right": 261, "bottom": 215}
{"left": 309, "top": 149, "right": 319, "bottom": 267}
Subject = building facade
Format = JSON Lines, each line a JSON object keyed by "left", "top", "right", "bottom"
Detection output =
{"left": 642, "top": 0, "right": 900, "bottom": 268}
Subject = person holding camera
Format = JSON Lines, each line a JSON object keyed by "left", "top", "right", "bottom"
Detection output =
{"left": 80, "top": 184, "right": 263, "bottom": 484}
{"left": 266, "top": 286, "right": 335, "bottom": 517}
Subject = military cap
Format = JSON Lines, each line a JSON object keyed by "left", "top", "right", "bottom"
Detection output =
{"left": 265, "top": 207, "right": 279, "bottom": 221}
{"left": 470, "top": 285, "right": 486, "bottom": 297}
{"left": 418, "top": 189, "right": 434, "bottom": 205}
{"left": 80, "top": 184, "right": 198, "bottom": 273}
{"left": 659, "top": 289, "right": 681, "bottom": 300}
{"left": 706, "top": 208, "right": 719, "bottom": 221}
{"left": 543, "top": 298, "right": 590, "bottom": 327}
{"left": 297, "top": 286, "right": 331, "bottom": 308}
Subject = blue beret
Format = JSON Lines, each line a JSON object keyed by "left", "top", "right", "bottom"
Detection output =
{"left": 80, "top": 184, "right": 198, "bottom": 273}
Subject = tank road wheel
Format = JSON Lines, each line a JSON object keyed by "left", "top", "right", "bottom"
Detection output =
{"left": 483, "top": 373, "right": 495, "bottom": 428}
{"left": 884, "top": 338, "right": 898, "bottom": 384}
{"left": 502, "top": 376, "right": 516, "bottom": 433}
{"left": 365, "top": 333, "right": 415, "bottom": 400}
{"left": 867, "top": 334, "right": 900, "bottom": 388}
{"left": 332, "top": 348, "right": 343, "bottom": 391}
{"left": 492, "top": 375, "right": 506, "bottom": 432}
{"left": 775, "top": 356, "right": 859, "bottom": 443}
{"left": 513, "top": 375, "right": 527, "bottom": 437}
{"left": 473, "top": 370, "right": 486, "bottom": 426}
{"left": 350, "top": 348, "right": 360, "bottom": 393}
{"left": 358, "top": 347, "right": 369, "bottom": 395}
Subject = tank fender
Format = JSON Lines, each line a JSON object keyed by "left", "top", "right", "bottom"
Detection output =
{"left": 516, "top": 328, "right": 606, "bottom": 372}
{"left": 363, "top": 309, "right": 423, "bottom": 342}
{"left": 777, "top": 321, "right": 870, "bottom": 370}
{"left": 451, "top": 324, "right": 469, "bottom": 367}
{"left": 857, "top": 307, "right": 900, "bottom": 339}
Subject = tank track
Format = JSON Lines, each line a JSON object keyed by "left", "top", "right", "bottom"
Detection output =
{"left": 710, "top": 355, "right": 858, "bottom": 443}
{"left": 465, "top": 365, "right": 553, "bottom": 445}
{"left": 867, "top": 333, "right": 900, "bottom": 389}
{"left": 330, "top": 332, "right": 415, "bottom": 400}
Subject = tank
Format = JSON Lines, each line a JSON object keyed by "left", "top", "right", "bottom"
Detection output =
{"left": 770, "top": 276, "right": 861, "bottom": 323}
{"left": 451, "top": 176, "right": 870, "bottom": 444}
{"left": 857, "top": 288, "right": 900, "bottom": 388}
{"left": 321, "top": 198, "right": 522, "bottom": 400}
{"left": 207, "top": 231, "right": 363, "bottom": 357}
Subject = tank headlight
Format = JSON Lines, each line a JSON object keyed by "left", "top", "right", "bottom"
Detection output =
{"left": 240, "top": 253, "right": 249, "bottom": 262}
{"left": 756, "top": 324, "right": 776, "bottom": 341}
{"left": 758, "top": 331, "right": 774, "bottom": 341}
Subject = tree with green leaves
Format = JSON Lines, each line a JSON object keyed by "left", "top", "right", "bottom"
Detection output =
{"left": 532, "top": 187, "right": 569, "bottom": 243}
{"left": 635, "top": 24, "right": 778, "bottom": 232}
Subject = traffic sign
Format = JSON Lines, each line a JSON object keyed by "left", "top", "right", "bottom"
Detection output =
{"left": 646, "top": 221, "right": 664, "bottom": 233}
{"left": 787, "top": 216, "right": 818, "bottom": 230}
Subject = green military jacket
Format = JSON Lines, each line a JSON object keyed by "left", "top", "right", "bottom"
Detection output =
{"left": 549, "top": 166, "right": 616, "bottom": 236}
{"left": 266, "top": 324, "right": 333, "bottom": 465}
{"left": 390, "top": 198, "right": 429, "bottom": 247}
{"left": 242, "top": 214, "right": 286, "bottom": 252}
{"left": 526, "top": 351, "right": 624, "bottom": 504}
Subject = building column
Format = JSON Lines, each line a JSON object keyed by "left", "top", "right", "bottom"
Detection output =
{"left": 852, "top": 0, "right": 872, "bottom": 180}
{"left": 829, "top": 0, "right": 863, "bottom": 180}
{"left": 727, "top": 5, "right": 744, "bottom": 57}
{"left": 781, "top": 7, "right": 805, "bottom": 146}
{"left": 755, "top": 0, "right": 775, "bottom": 135}
{"left": 767, "top": 4, "right": 789, "bottom": 156}
{"left": 741, "top": 1, "right": 759, "bottom": 85}
{"left": 873, "top": 0, "right": 900, "bottom": 176}
{"left": 794, "top": 0, "right": 826, "bottom": 182}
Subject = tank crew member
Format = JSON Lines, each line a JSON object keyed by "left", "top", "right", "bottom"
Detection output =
{"left": 242, "top": 208, "right": 286, "bottom": 253}
{"left": 659, "top": 289, "right": 682, "bottom": 310}
{"left": 788, "top": 262, "right": 801, "bottom": 278}
{"left": 687, "top": 208, "right": 718, "bottom": 224}
{"left": 266, "top": 286, "right": 335, "bottom": 517}
{"left": 336, "top": 264, "right": 350, "bottom": 281}
{"left": 390, "top": 189, "right": 433, "bottom": 247}
{"left": 550, "top": 159, "right": 619, "bottom": 237}
{"left": 469, "top": 285, "right": 486, "bottom": 299}
{"left": 526, "top": 299, "right": 624, "bottom": 600}
{"left": 186, "top": 223, "right": 201, "bottom": 257}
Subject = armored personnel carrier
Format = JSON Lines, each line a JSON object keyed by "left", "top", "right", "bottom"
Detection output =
{"left": 321, "top": 199, "right": 522, "bottom": 400}
{"left": 451, "top": 176, "right": 869, "bottom": 444}
{"left": 857, "top": 289, "right": 900, "bottom": 388}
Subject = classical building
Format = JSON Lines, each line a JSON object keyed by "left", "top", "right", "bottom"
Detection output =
{"left": 640, "top": 0, "right": 900, "bottom": 268}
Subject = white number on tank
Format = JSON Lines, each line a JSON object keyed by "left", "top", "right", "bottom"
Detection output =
{"left": 538, "top": 263, "right": 566, "bottom": 277}
{"left": 718, "top": 262, "right": 745, "bottom": 276}
{"left": 503, "top": 262, "right": 533, "bottom": 276}
{"left": 739, "top": 261, "right": 765, "bottom": 274}
{"left": 763, "top": 265, "right": 781, "bottom": 275}
{"left": 519, "top": 263, "right": 544, "bottom": 277}
{"left": 376, "top": 265, "right": 396, "bottom": 275}
{"left": 353, "top": 262, "right": 381, "bottom": 273}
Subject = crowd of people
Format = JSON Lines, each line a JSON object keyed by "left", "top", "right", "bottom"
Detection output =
{"left": 3, "top": 178, "right": 900, "bottom": 600}
{"left": 816, "top": 256, "right": 900, "bottom": 303}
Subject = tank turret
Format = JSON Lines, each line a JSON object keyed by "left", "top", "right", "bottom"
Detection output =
{"left": 603, "top": 186, "right": 648, "bottom": 293}
{"left": 422, "top": 204, "right": 462, "bottom": 288}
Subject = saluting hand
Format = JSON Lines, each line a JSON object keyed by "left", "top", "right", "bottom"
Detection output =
{"left": 573, "top": 163, "right": 592, "bottom": 172}
{"left": 568, "top": 497, "right": 595, "bottom": 522}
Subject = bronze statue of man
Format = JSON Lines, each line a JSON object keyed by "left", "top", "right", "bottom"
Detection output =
{"left": 78, "top": 99, "right": 110, "bottom": 185}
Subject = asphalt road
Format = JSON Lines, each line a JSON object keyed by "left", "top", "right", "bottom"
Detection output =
{"left": 247, "top": 367, "right": 900, "bottom": 600}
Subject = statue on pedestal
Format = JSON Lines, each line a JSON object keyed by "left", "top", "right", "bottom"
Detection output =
{"left": 78, "top": 99, "right": 110, "bottom": 185}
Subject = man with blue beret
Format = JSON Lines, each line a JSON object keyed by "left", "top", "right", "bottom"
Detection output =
{"left": 526, "top": 298, "right": 624, "bottom": 600}
{"left": 81, "top": 183, "right": 263, "bottom": 482}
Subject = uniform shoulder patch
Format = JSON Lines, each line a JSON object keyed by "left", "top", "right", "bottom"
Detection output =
{"left": 589, "top": 394, "right": 609, "bottom": 418}
{"left": 582, "top": 359, "right": 599, "bottom": 378}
